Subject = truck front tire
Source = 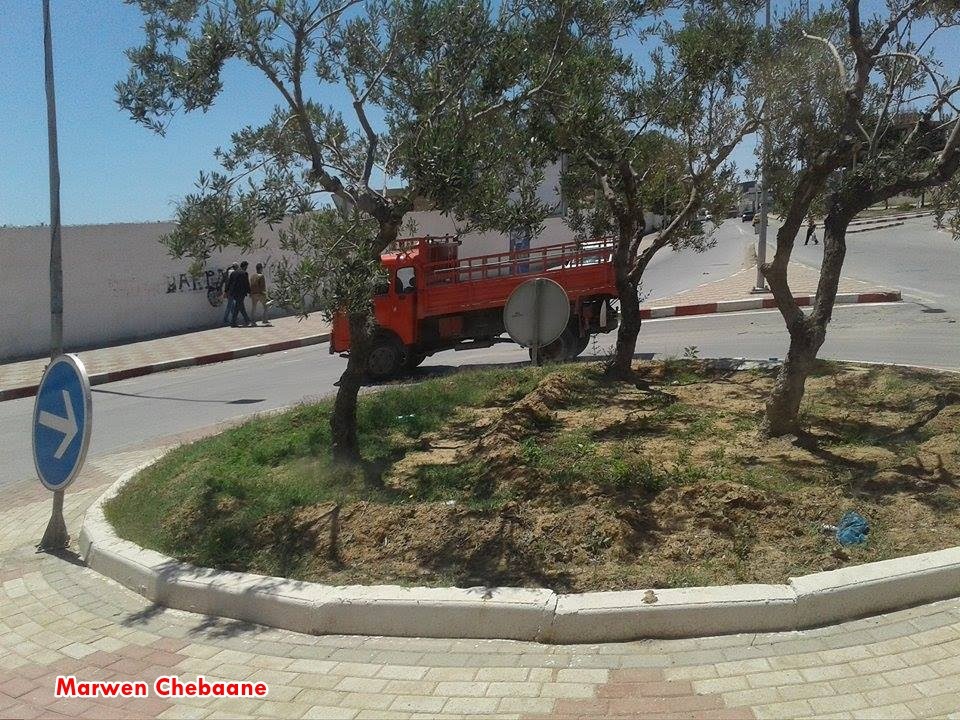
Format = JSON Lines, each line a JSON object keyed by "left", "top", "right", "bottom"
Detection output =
{"left": 366, "top": 334, "right": 406, "bottom": 381}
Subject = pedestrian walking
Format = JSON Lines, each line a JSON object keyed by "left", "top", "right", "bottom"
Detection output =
{"left": 227, "top": 260, "right": 251, "bottom": 327}
{"left": 804, "top": 216, "right": 819, "bottom": 245}
{"left": 249, "top": 263, "right": 269, "bottom": 324}
{"left": 221, "top": 263, "right": 238, "bottom": 325}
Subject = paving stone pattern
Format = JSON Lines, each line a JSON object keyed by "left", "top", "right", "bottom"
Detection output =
{"left": 3, "top": 439, "right": 960, "bottom": 719}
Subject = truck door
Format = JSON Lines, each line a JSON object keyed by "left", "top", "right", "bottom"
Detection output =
{"left": 392, "top": 266, "right": 418, "bottom": 345}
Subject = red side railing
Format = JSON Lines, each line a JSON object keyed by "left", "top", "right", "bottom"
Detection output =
{"left": 422, "top": 237, "right": 616, "bottom": 286}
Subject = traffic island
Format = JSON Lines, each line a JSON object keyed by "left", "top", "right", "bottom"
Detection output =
{"left": 81, "top": 360, "right": 960, "bottom": 641}
{"left": 639, "top": 260, "right": 901, "bottom": 319}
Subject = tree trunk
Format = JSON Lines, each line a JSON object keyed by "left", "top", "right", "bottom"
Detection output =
{"left": 611, "top": 273, "right": 641, "bottom": 375}
{"left": 330, "top": 312, "right": 372, "bottom": 464}
{"left": 761, "top": 323, "right": 819, "bottom": 436}
{"left": 762, "top": 212, "right": 847, "bottom": 436}
{"left": 328, "top": 215, "right": 403, "bottom": 464}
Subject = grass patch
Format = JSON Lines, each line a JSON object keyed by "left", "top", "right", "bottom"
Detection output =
{"left": 106, "top": 359, "right": 960, "bottom": 592}
{"left": 106, "top": 365, "right": 546, "bottom": 570}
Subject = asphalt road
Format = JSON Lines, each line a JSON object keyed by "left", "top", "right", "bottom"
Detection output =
{"left": 3, "top": 297, "right": 957, "bottom": 487}
{"left": 773, "top": 214, "right": 960, "bottom": 313}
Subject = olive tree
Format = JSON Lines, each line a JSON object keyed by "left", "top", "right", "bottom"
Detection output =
{"left": 117, "top": 0, "right": 568, "bottom": 462}
{"left": 530, "top": 0, "right": 764, "bottom": 375}
{"left": 760, "top": 0, "right": 960, "bottom": 436}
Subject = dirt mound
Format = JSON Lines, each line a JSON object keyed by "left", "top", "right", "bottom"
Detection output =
{"left": 486, "top": 371, "right": 572, "bottom": 437}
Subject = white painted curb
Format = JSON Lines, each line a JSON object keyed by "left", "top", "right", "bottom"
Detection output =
{"left": 81, "top": 458, "right": 960, "bottom": 642}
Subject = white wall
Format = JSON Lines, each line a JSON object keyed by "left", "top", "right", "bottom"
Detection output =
{"left": 0, "top": 222, "right": 292, "bottom": 362}
{"left": 403, "top": 213, "right": 578, "bottom": 257}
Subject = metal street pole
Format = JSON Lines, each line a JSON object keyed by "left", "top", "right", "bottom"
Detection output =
{"left": 44, "top": 0, "right": 63, "bottom": 358}
{"left": 753, "top": 0, "right": 772, "bottom": 293}
{"left": 39, "top": 0, "right": 69, "bottom": 552}
{"left": 531, "top": 278, "right": 543, "bottom": 366}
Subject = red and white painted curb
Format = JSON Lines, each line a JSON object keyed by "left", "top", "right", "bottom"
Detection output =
{"left": 640, "top": 290, "right": 902, "bottom": 320}
{"left": 0, "top": 334, "right": 330, "bottom": 403}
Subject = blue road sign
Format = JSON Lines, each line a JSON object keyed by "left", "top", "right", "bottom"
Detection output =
{"left": 32, "top": 354, "right": 92, "bottom": 492}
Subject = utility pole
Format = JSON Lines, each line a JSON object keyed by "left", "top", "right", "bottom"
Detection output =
{"left": 753, "top": 0, "right": 772, "bottom": 293}
{"left": 44, "top": 0, "right": 63, "bottom": 358}
{"left": 39, "top": 0, "right": 69, "bottom": 552}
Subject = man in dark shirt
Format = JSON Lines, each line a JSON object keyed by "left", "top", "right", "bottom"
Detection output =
{"left": 227, "top": 260, "right": 251, "bottom": 327}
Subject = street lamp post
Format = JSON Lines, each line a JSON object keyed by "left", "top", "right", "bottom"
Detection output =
{"left": 38, "top": 0, "right": 69, "bottom": 552}
{"left": 753, "top": 0, "right": 772, "bottom": 293}
{"left": 43, "top": 0, "right": 63, "bottom": 358}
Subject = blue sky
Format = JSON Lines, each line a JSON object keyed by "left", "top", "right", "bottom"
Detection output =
{"left": 4, "top": 1, "right": 946, "bottom": 227}
{"left": 1, "top": 2, "right": 290, "bottom": 226}
{"left": 0, "top": 1, "right": 763, "bottom": 227}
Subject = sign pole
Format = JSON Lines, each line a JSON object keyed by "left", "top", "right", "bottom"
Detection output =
{"left": 44, "top": 0, "right": 63, "bottom": 358}
{"left": 532, "top": 279, "right": 543, "bottom": 366}
{"left": 40, "top": 488, "right": 68, "bottom": 551}
{"left": 39, "top": 0, "right": 68, "bottom": 552}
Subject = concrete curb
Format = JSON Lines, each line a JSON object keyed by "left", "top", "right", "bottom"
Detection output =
{"left": 0, "top": 333, "right": 330, "bottom": 403}
{"left": 81, "top": 451, "right": 960, "bottom": 643}
{"left": 640, "top": 290, "right": 901, "bottom": 320}
{"left": 848, "top": 221, "right": 904, "bottom": 234}
{"left": 848, "top": 210, "right": 933, "bottom": 226}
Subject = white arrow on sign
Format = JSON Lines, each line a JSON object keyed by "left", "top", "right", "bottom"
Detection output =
{"left": 38, "top": 389, "right": 78, "bottom": 460}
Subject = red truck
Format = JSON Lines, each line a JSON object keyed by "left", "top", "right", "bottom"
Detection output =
{"left": 330, "top": 235, "right": 620, "bottom": 379}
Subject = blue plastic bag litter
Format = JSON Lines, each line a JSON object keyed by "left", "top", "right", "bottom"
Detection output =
{"left": 836, "top": 511, "right": 870, "bottom": 546}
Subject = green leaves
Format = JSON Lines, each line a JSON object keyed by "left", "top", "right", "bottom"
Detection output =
{"left": 123, "top": 0, "right": 571, "bottom": 317}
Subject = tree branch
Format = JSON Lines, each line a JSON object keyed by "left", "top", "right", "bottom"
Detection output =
{"left": 352, "top": 99, "right": 378, "bottom": 188}
{"left": 803, "top": 31, "right": 848, "bottom": 88}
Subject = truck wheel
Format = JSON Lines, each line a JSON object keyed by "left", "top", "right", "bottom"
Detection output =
{"left": 533, "top": 328, "right": 574, "bottom": 363}
{"left": 571, "top": 331, "right": 591, "bottom": 358}
{"left": 367, "top": 335, "right": 405, "bottom": 380}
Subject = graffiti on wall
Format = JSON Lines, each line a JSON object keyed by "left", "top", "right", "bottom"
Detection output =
{"left": 166, "top": 268, "right": 226, "bottom": 294}
{"left": 165, "top": 257, "right": 273, "bottom": 307}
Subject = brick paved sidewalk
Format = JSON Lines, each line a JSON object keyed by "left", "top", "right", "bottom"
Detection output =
{"left": 0, "top": 315, "right": 330, "bottom": 402}
{"left": 642, "top": 261, "right": 894, "bottom": 310}
{"left": 2, "top": 433, "right": 959, "bottom": 719}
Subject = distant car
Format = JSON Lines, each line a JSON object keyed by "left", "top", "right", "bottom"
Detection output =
{"left": 741, "top": 209, "right": 755, "bottom": 221}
